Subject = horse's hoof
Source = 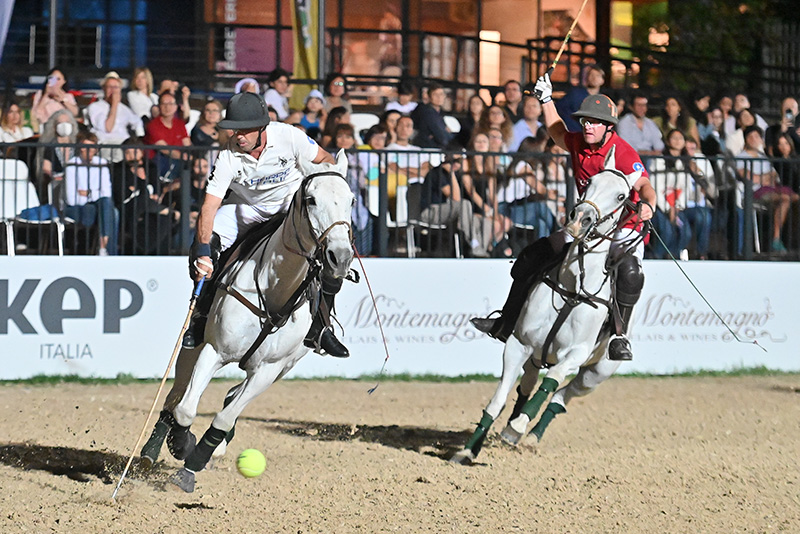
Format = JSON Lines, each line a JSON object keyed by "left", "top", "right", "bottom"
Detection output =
{"left": 500, "top": 424, "right": 524, "bottom": 446}
{"left": 168, "top": 468, "right": 196, "bottom": 493}
{"left": 449, "top": 449, "right": 476, "bottom": 465}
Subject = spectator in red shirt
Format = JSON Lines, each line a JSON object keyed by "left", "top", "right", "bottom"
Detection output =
{"left": 145, "top": 91, "right": 191, "bottom": 182}
{"left": 472, "top": 74, "right": 657, "bottom": 362}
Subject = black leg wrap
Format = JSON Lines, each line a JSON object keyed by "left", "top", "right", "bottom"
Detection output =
{"left": 167, "top": 420, "right": 197, "bottom": 461}
{"left": 184, "top": 425, "right": 229, "bottom": 472}
{"left": 508, "top": 385, "right": 530, "bottom": 422}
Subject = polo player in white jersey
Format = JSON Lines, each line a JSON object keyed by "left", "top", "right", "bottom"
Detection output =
{"left": 185, "top": 91, "right": 349, "bottom": 357}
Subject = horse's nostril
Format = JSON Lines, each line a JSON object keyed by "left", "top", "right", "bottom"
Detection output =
{"left": 327, "top": 249, "right": 338, "bottom": 267}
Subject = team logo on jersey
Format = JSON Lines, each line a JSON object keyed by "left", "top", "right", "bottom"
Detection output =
{"left": 279, "top": 156, "right": 288, "bottom": 167}
{"left": 632, "top": 162, "right": 645, "bottom": 172}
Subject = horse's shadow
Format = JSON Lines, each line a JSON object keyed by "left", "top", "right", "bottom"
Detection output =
{"left": 206, "top": 414, "right": 474, "bottom": 461}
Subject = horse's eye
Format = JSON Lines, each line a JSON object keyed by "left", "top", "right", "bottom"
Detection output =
{"left": 306, "top": 196, "right": 316, "bottom": 206}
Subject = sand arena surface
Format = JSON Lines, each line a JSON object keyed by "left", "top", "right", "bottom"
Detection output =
{"left": 1, "top": 376, "right": 799, "bottom": 533}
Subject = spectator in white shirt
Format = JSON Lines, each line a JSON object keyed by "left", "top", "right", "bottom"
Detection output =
{"left": 616, "top": 93, "right": 665, "bottom": 155}
{"left": 85, "top": 71, "right": 145, "bottom": 161}
{"left": 126, "top": 67, "right": 159, "bottom": 120}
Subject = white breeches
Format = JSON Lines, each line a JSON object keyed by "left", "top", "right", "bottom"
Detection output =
{"left": 212, "top": 202, "right": 284, "bottom": 251}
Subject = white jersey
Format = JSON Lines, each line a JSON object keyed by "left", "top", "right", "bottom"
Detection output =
{"left": 206, "top": 122, "right": 320, "bottom": 215}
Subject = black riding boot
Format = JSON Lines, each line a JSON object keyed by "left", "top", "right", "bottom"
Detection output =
{"left": 304, "top": 276, "right": 349, "bottom": 358}
{"left": 471, "top": 237, "right": 559, "bottom": 342}
{"left": 607, "top": 254, "right": 644, "bottom": 361}
{"left": 183, "top": 234, "right": 221, "bottom": 349}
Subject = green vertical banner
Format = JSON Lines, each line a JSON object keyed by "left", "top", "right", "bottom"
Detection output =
{"left": 290, "top": 0, "right": 319, "bottom": 110}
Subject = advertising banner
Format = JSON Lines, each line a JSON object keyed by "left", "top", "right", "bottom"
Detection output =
{"left": 1, "top": 258, "right": 796, "bottom": 380}
{"left": 290, "top": 0, "right": 319, "bottom": 109}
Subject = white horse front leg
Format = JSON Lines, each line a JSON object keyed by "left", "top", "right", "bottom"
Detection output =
{"left": 173, "top": 343, "right": 224, "bottom": 427}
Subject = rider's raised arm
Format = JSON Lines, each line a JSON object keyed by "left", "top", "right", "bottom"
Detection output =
{"left": 541, "top": 101, "right": 568, "bottom": 151}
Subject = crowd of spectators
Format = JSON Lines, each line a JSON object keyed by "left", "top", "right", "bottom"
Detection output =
{"left": 1, "top": 63, "right": 799, "bottom": 260}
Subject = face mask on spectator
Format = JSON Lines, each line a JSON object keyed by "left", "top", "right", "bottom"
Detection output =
{"left": 56, "top": 122, "right": 73, "bottom": 137}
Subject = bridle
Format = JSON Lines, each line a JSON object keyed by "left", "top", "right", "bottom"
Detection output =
{"left": 572, "top": 167, "right": 636, "bottom": 247}
{"left": 281, "top": 170, "right": 354, "bottom": 261}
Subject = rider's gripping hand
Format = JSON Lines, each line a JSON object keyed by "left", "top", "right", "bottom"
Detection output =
{"left": 637, "top": 201, "right": 654, "bottom": 222}
{"left": 189, "top": 241, "right": 214, "bottom": 281}
{"left": 533, "top": 72, "right": 553, "bottom": 104}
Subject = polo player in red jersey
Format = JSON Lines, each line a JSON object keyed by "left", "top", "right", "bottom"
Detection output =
{"left": 472, "top": 72, "right": 657, "bottom": 361}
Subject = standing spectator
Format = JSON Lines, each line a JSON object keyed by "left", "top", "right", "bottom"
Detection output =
{"left": 736, "top": 125, "right": 798, "bottom": 252}
{"left": 652, "top": 96, "right": 700, "bottom": 144}
{"left": 63, "top": 131, "right": 119, "bottom": 255}
{"left": 157, "top": 78, "right": 192, "bottom": 122}
{"left": 30, "top": 67, "right": 79, "bottom": 129}
{"left": 765, "top": 97, "right": 800, "bottom": 156}
{"left": 331, "top": 123, "right": 373, "bottom": 255}
{"left": 263, "top": 68, "right": 291, "bottom": 120}
{"left": 509, "top": 94, "right": 543, "bottom": 152}
{"left": 555, "top": 63, "right": 605, "bottom": 132}
{"left": 35, "top": 110, "right": 79, "bottom": 197}
{"left": 127, "top": 67, "right": 159, "bottom": 121}
{"left": 299, "top": 89, "right": 326, "bottom": 141}
{"left": 323, "top": 72, "right": 352, "bottom": 114}
{"left": 725, "top": 93, "right": 769, "bottom": 137}
{"left": 385, "top": 80, "right": 418, "bottom": 114}
{"left": 410, "top": 81, "right": 452, "bottom": 149}
{"left": 86, "top": 71, "right": 145, "bottom": 162}
{"left": 457, "top": 94, "right": 486, "bottom": 149}
{"left": 616, "top": 93, "right": 665, "bottom": 155}
{"left": 145, "top": 91, "right": 191, "bottom": 182}
{"left": 320, "top": 106, "right": 350, "bottom": 148}
{"left": 476, "top": 104, "right": 513, "bottom": 147}
{"left": 380, "top": 109, "right": 401, "bottom": 145}
{"left": 501, "top": 80, "right": 524, "bottom": 123}
{"left": 0, "top": 100, "right": 35, "bottom": 143}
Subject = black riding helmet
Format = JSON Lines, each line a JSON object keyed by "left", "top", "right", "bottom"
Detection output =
{"left": 572, "top": 94, "right": 619, "bottom": 126}
{"left": 218, "top": 92, "right": 270, "bottom": 130}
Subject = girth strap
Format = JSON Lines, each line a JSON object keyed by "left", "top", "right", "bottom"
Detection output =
{"left": 225, "top": 260, "right": 323, "bottom": 370}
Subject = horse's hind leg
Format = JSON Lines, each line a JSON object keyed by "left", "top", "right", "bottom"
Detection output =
{"left": 530, "top": 357, "right": 622, "bottom": 442}
{"left": 451, "top": 336, "right": 531, "bottom": 465}
{"left": 501, "top": 374, "right": 559, "bottom": 445}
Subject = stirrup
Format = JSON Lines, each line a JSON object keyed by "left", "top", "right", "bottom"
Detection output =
{"left": 305, "top": 326, "right": 349, "bottom": 358}
{"left": 607, "top": 334, "right": 633, "bottom": 361}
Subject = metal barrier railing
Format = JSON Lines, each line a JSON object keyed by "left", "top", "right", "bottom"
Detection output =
{"left": 1, "top": 140, "right": 798, "bottom": 261}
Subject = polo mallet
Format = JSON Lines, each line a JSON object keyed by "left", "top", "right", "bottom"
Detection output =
{"left": 111, "top": 277, "right": 206, "bottom": 501}
{"left": 546, "top": 0, "right": 591, "bottom": 75}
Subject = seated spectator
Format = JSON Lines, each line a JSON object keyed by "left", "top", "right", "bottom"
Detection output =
{"left": 541, "top": 138, "right": 570, "bottom": 226}
{"left": 724, "top": 93, "right": 768, "bottom": 137}
{"left": 653, "top": 96, "right": 700, "bottom": 144}
{"left": 34, "top": 110, "right": 79, "bottom": 199}
{"left": 726, "top": 108, "right": 757, "bottom": 157}
{"left": 85, "top": 71, "right": 145, "bottom": 162}
{"left": 461, "top": 131, "right": 513, "bottom": 257}
{"left": 556, "top": 63, "right": 605, "bottom": 132}
{"left": 299, "top": 89, "right": 326, "bottom": 141}
{"left": 358, "top": 123, "right": 389, "bottom": 214}
{"left": 263, "top": 68, "right": 291, "bottom": 120}
{"left": 476, "top": 104, "right": 513, "bottom": 147}
{"left": 689, "top": 89, "right": 712, "bottom": 126}
{"left": 420, "top": 151, "right": 494, "bottom": 257}
{"left": 683, "top": 137, "right": 718, "bottom": 259}
{"left": 234, "top": 77, "right": 260, "bottom": 95}
{"left": 126, "top": 67, "right": 159, "bottom": 121}
{"left": 157, "top": 78, "right": 192, "bottom": 122}
{"left": 410, "top": 81, "right": 452, "bottom": 149}
{"left": 501, "top": 80, "right": 523, "bottom": 124}
{"left": 771, "top": 132, "right": 800, "bottom": 193}
{"left": 386, "top": 115, "right": 429, "bottom": 185}
{"left": 190, "top": 98, "right": 227, "bottom": 149}
{"left": 736, "top": 125, "right": 799, "bottom": 253}
{"left": 487, "top": 126, "right": 512, "bottom": 172}
{"left": 457, "top": 94, "right": 486, "bottom": 149}
{"left": 323, "top": 72, "right": 352, "bottom": 114}
{"left": 0, "top": 100, "right": 35, "bottom": 143}
{"left": 649, "top": 129, "right": 694, "bottom": 259}
{"left": 380, "top": 109, "right": 401, "bottom": 145}
{"left": 330, "top": 123, "right": 373, "bottom": 255}
{"left": 63, "top": 131, "right": 119, "bottom": 255}
{"left": 765, "top": 97, "right": 800, "bottom": 157}
{"left": 699, "top": 107, "right": 727, "bottom": 156}
{"left": 145, "top": 91, "right": 191, "bottom": 182}
{"left": 112, "top": 137, "right": 176, "bottom": 254}
{"left": 498, "top": 136, "right": 555, "bottom": 241}
{"left": 320, "top": 106, "right": 350, "bottom": 148}
{"left": 616, "top": 93, "right": 665, "bottom": 155}
{"left": 509, "top": 94, "right": 543, "bottom": 152}
{"left": 31, "top": 67, "right": 79, "bottom": 129}
{"left": 385, "top": 80, "right": 417, "bottom": 114}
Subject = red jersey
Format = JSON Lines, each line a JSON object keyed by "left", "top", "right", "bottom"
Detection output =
{"left": 144, "top": 116, "right": 189, "bottom": 147}
{"left": 564, "top": 131, "right": 648, "bottom": 230}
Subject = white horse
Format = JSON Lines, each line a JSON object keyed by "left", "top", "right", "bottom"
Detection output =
{"left": 452, "top": 146, "right": 641, "bottom": 464}
{"left": 149, "top": 152, "right": 355, "bottom": 492}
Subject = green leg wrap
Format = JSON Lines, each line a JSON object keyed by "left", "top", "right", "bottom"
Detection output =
{"left": 464, "top": 410, "right": 494, "bottom": 455}
{"left": 529, "top": 402, "right": 566, "bottom": 441}
{"left": 520, "top": 377, "right": 559, "bottom": 420}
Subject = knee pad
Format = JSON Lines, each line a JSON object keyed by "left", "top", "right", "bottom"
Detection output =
{"left": 615, "top": 254, "right": 644, "bottom": 307}
{"left": 510, "top": 237, "right": 555, "bottom": 280}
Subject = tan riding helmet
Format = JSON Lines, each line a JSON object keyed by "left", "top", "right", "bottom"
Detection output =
{"left": 572, "top": 94, "right": 619, "bottom": 126}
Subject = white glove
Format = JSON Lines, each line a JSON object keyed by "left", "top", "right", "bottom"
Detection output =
{"left": 533, "top": 72, "right": 553, "bottom": 104}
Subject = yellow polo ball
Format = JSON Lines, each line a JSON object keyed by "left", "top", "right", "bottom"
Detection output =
{"left": 236, "top": 449, "right": 266, "bottom": 478}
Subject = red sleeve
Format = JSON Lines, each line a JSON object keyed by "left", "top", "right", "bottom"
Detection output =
{"left": 614, "top": 141, "right": 649, "bottom": 178}
{"left": 564, "top": 131, "right": 582, "bottom": 154}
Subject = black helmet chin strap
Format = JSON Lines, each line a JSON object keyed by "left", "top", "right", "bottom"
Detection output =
{"left": 252, "top": 125, "right": 267, "bottom": 151}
